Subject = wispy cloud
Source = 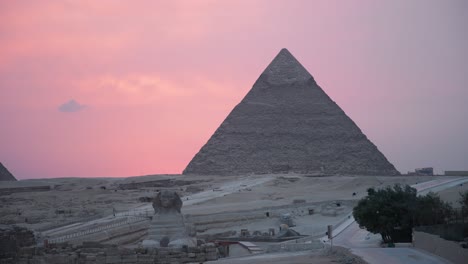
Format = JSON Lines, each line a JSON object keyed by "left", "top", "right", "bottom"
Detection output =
{"left": 76, "top": 74, "right": 240, "bottom": 106}
{"left": 58, "top": 99, "right": 86, "bottom": 113}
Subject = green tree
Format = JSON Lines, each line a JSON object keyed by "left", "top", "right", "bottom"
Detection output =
{"left": 460, "top": 190, "right": 468, "bottom": 217}
{"left": 415, "top": 192, "right": 452, "bottom": 226}
{"left": 459, "top": 190, "right": 468, "bottom": 210}
{"left": 353, "top": 184, "right": 454, "bottom": 243}
{"left": 353, "top": 184, "right": 416, "bottom": 243}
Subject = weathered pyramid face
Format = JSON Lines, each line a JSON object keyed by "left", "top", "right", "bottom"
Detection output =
{"left": 184, "top": 49, "right": 400, "bottom": 176}
{"left": 0, "top": 162, "right": 17, "bottom": 181}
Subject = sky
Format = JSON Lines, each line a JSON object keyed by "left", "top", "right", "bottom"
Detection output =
{"left": 1, "top": 0, "right": 467, "bottom": 179}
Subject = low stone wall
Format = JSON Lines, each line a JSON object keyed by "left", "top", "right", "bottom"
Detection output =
{"left": 118, "top": 179, "right": 202, "bottom": 190}
{"left": 0, "top": 243, "right": 218, "bottom": 264}
{"left": 266, "top": 240, "right": 323, "bottom": 253}
{"left": 0, "top": 225, "right": 35, "bottom": 259}
{"left": 45, "top": 216, "right": 150, "bottom": 246}
{"left": 0, "top": 186, "right": 50, "bottom": 196}
{"left": 413, "top": 231, "right": 468, "bottom": 264}
{"left": 444, "top": 171, "right": 468, "bottom": 176}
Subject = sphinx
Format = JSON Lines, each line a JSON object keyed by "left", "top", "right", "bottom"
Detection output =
{"left": 142, "top": 190, "right": 196, "bottom": 248}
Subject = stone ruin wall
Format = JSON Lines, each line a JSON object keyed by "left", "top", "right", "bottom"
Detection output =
{"left": 0, "top": 226, "right": 218, "bottom": 264}
{"left": 0, "top": 242, "right": 218, "bottom": 264}
{"left": 0, "top": 186, "right": 51, "bottom": 196}
{"left": 0, "top": 225, "right": 35, "bottom": 260}
{"left": 46, "top": 217, "right": 150, "bottom": 246}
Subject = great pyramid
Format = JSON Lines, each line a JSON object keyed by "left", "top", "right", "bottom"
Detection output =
{"left": 0, "top": 162, "right": 17, "bottom": 181}
{"left": 184, "top": 49, "right": 400, "bottom": 176}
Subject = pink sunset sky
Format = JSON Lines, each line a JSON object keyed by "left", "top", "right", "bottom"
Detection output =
{"left": 1, "top": 0, "right": 467, "bottom": 179}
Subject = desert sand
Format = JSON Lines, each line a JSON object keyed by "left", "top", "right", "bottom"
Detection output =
{"left": 2, "top": 174, "right": 466, "bottom": 264}
{"left": 1, "top": 174, "right": 454, "bottom": 239}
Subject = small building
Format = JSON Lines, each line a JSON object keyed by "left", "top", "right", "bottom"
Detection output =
{"left": 444, "top": 171, "right": 468, "bottom": 176}
{"left": 279, "top": 213, "right": 294, "bottom": 227}
{"left": 415, "top": 167, "right": 434, "bottom": 176}
{"left": 408, "top": 167, "right": 434, "bottom": 176}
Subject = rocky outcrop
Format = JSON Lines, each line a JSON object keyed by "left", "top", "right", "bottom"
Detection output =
{"left": 184, "top": 48, "right": 400, "bottom": 176}
{"left": 0, "top": 163, "right": 16, "bottom": 181}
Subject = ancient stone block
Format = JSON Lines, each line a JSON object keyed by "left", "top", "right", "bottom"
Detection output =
{"left": 105, "top": 255, "right": 122, "bottom": 263}
{"left": 121, "top": 254, "right": 137, "bottom": 262}
{"left": 206, "top": 252, "right": 218, "bottom": 261}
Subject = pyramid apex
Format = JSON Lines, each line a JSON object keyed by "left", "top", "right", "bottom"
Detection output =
{"left": 277, "top": 48, "right": 294, "bottom": 58}
{"left": 262, "top": 48, "right": 312, "bottom": 85}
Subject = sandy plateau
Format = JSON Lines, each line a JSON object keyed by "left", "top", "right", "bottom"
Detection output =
{"left": 2, "top": 174, "right": 461, "bottom": 240}
{"left": 2, "top": 174, "right": 468, "bottom": 264}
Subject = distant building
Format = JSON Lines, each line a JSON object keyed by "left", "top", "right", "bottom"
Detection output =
{"left": 408, "top": 167, "right": 434, "bottom": 176}
{"left": 444, "top": 171, "right": 468, "bottom": 176}
{"left": 415, "top": 167, "right": 434, "bottom": 176}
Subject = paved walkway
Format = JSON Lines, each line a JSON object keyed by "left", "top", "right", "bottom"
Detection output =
{"left": 351, "top": 248, "right": 452, "bottom": 264}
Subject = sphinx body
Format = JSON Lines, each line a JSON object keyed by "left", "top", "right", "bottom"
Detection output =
{"left": 142, "top": 190, "right": 195, "bottom": 248}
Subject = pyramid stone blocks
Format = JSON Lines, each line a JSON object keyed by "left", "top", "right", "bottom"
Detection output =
{"left": 184, "top": 49, "right": 399, "bottom": 176}
{"left": 0, "top": 162, "right": 16, "bottom": 181}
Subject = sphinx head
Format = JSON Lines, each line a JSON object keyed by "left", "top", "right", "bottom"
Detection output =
{"left": 152, "top": 190, "right": 182, "bottom": 214}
